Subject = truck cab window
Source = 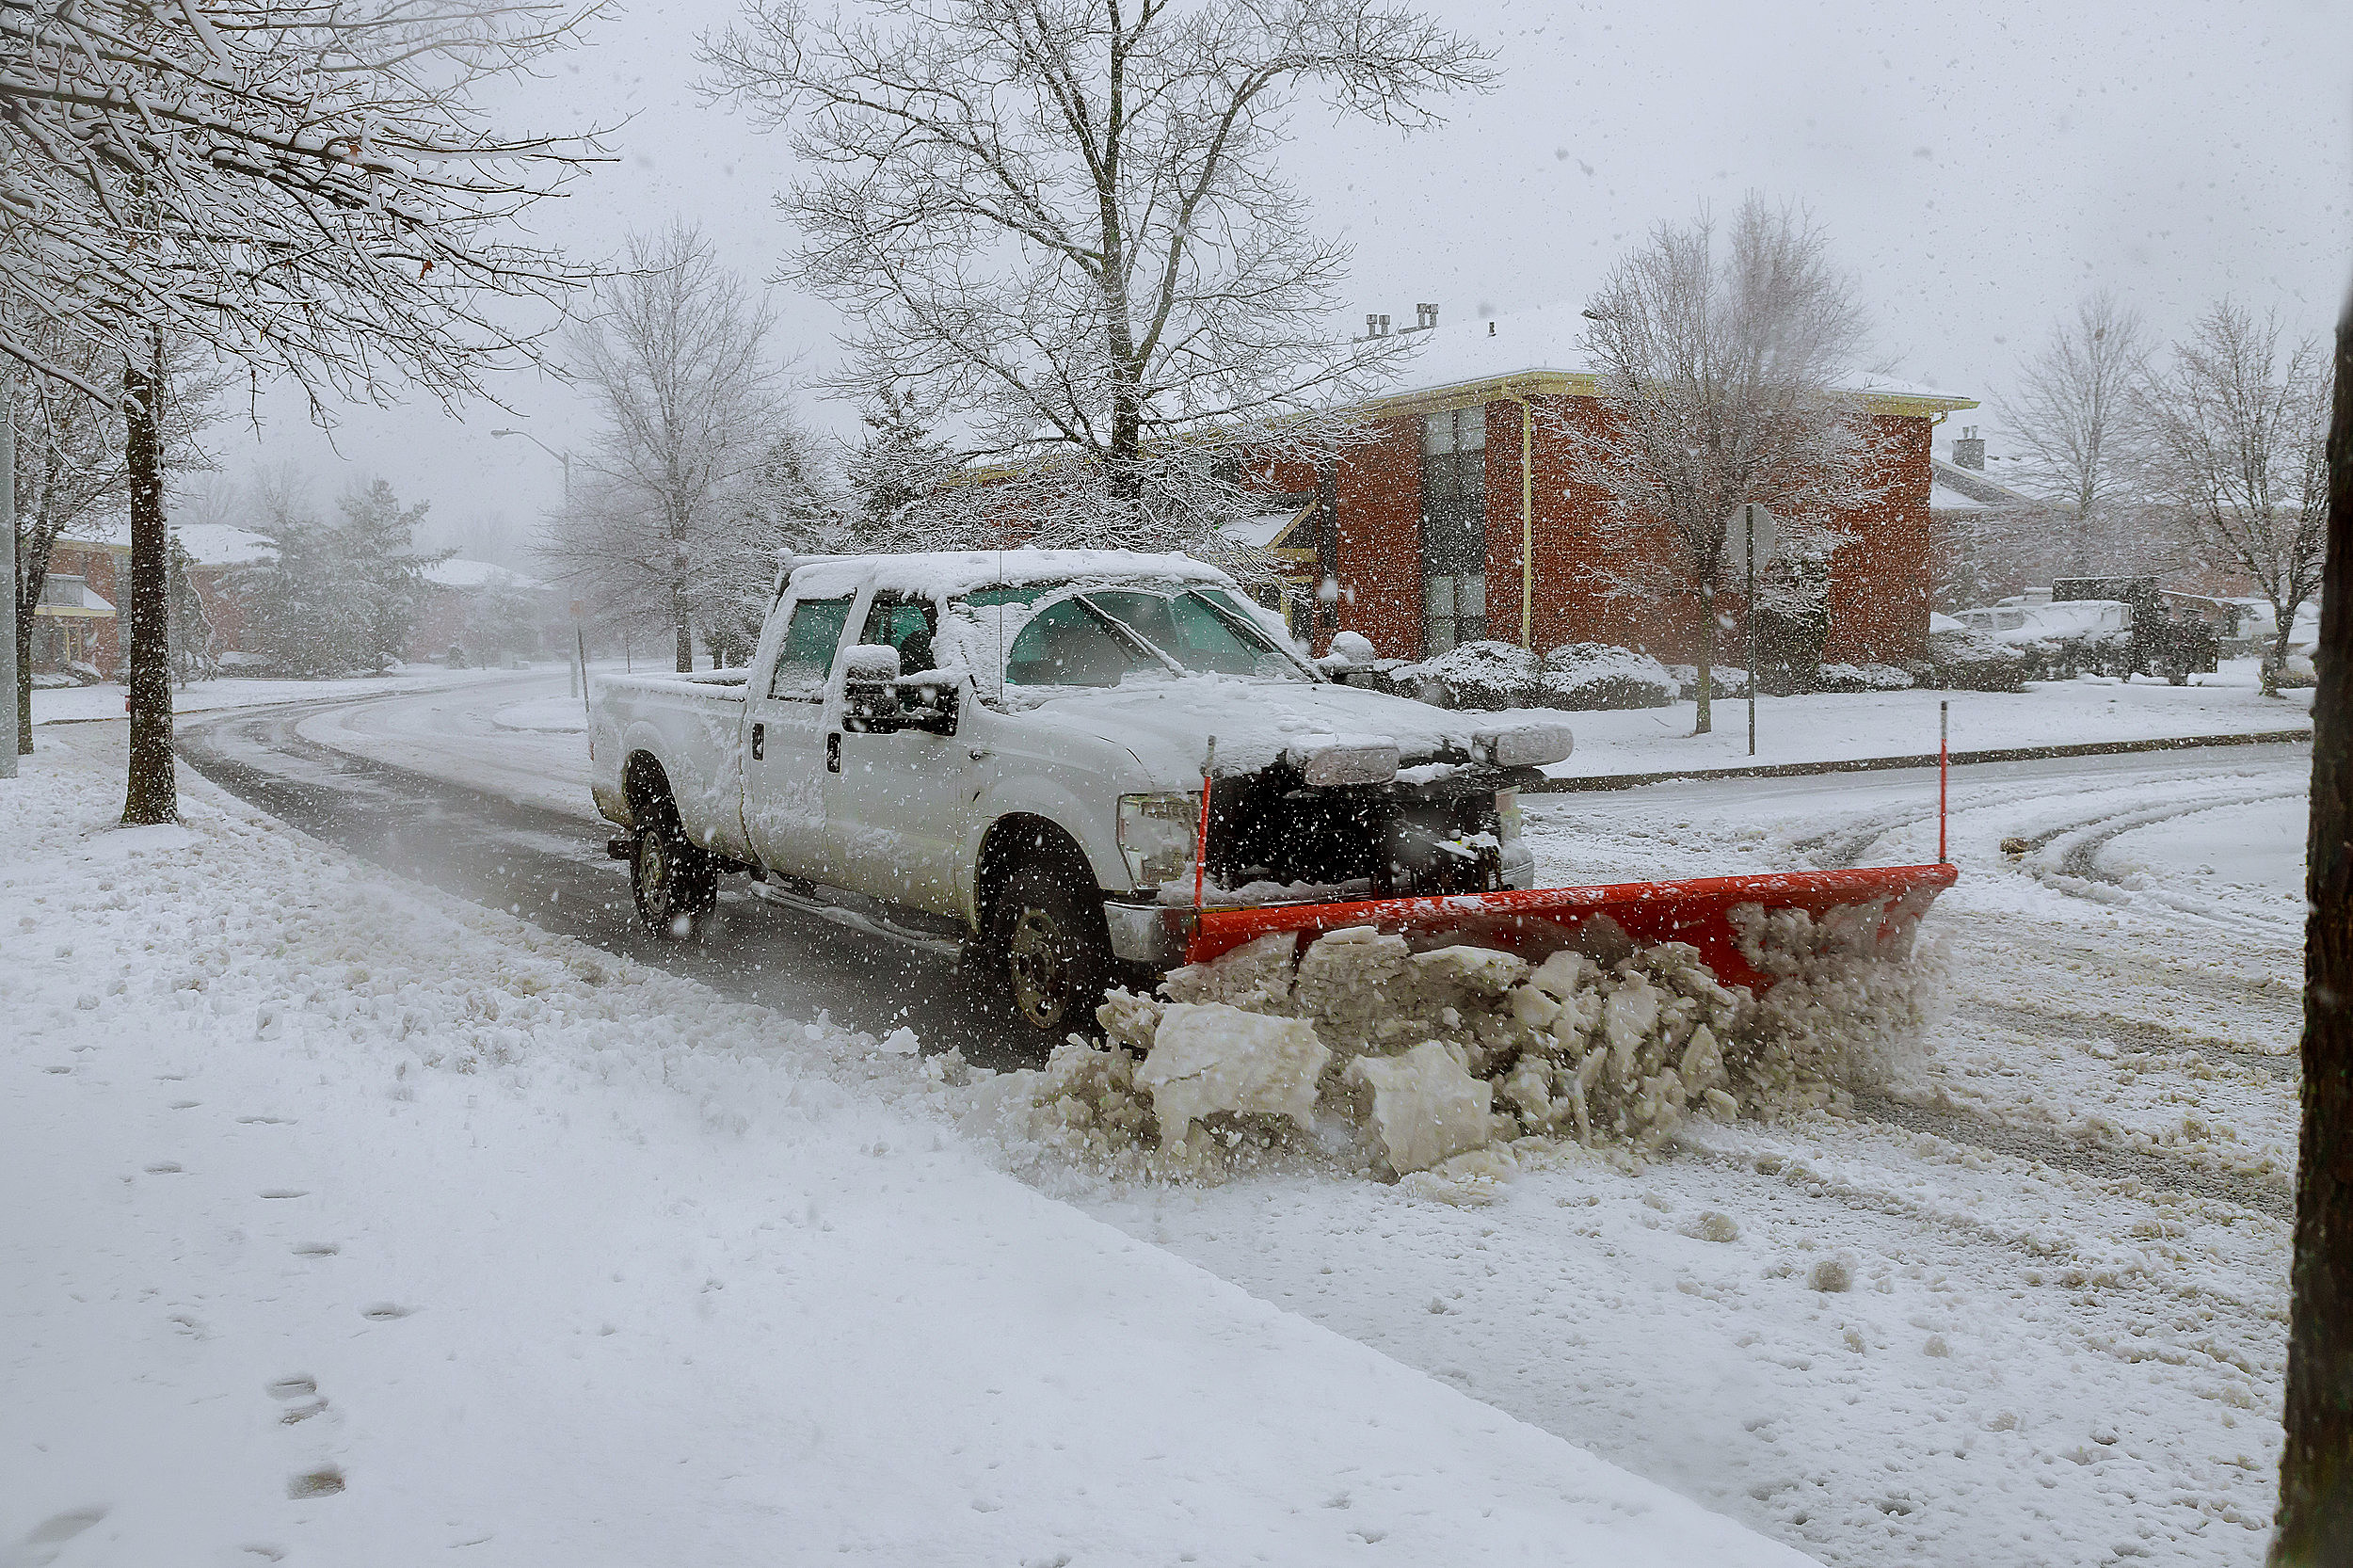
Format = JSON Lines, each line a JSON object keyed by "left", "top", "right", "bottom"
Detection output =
{"left": 859, "top": 594, "right": 939, "bottom": 674}
{"left": 1004, "top": 598, "right": 1141, "bottom": 687}
{"left": 767, "top": 595, "right": 854, "bottom": 699}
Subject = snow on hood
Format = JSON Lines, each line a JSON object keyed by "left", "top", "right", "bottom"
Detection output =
{"left": 998, "top": 672, "right": 1556, "bottom": 782}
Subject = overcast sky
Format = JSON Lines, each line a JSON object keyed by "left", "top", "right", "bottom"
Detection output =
{"left": 207, "top": 0, "right": 2353, "bottom": 566}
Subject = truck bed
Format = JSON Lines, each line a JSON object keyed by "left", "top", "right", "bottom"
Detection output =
{"left": 588, "top": 671, "right": 753, "bottom": 860}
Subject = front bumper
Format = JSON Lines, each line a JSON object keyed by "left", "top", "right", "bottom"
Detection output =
{"left": 1102, "top": 899, "right": 1193, "bottom": 968}
{"left": 1102, "top": 840, "right": 1533, "bottom": 971}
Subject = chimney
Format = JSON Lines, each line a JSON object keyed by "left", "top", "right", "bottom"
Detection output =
{"left": 1365, "top": 313, "right": 1381, "bottom": 339}
{"left": 1952, "top": 425, "right": 1985, "bottom": 471}
{"left": 1416, "top": 302, "right": 1438, "bottom": 330}
{"left": 1378, "top": 313, "right": 1391, "bottom": 336}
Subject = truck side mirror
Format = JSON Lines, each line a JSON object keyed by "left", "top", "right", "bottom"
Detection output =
{"left": 841, "top": 644, "right": 904, "bottom": 732}
{"left": 894, "top": 672, "right": 964, "bottom": 736}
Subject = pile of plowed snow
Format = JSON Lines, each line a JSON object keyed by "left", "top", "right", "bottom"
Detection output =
{"left": 976, "top": 904, "right": 1941, "bottom": 1189}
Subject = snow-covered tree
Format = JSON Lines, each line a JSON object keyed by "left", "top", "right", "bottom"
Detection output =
{"left": 9, "top": 325, "right": 218, "bottom": 752}
{"left": 702, "top": 0, "right": 1491, "bottom": 557}
{"left": 842, "top": 390, "right": 957, "bottom": 545}
{"left": 1563, "top": 197, "right": 1895, "bottom": 733}
{"left": 0, "top": 0, "right": 598, "bottom": 401}
{"left": 1, "top": 0, "right": 600, "bottom": 821}
{"left": 2134, "top": 301, "right": 2326, "bottom": 696}
{"left": 233, "top": 470, "right": 440, "bottom": 675}
{"left": 539, "top": 224, "right": 810, "bottom": 671}
{"left": 1995, "top": 293, "right": 2174, "bottom": 579}
{"left": 336, "top": 478, "right": 439, "bottom": 671}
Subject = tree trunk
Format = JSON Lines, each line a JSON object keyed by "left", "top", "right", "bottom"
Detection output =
{"left": 672, "top": 582, "right": 692, "bottom": 674}
{"left": 2272, "top": 291, "right": 2353, "bottom": 1565}
{"left": 121, "top": 338, "right": 175, "bottom": 825}
{"left": 15, "top": 610, "right": 31, "bottom": 756}
{"left": 2267, "top": 609, "right": 2298, "bottom": 699}
{"left": 1692, "top": 587, "right": 1714, "bottom": 735}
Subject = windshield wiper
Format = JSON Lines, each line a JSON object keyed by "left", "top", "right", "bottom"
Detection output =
{"left": 1072, "top": 594, "right": 1188, "bottom": 676}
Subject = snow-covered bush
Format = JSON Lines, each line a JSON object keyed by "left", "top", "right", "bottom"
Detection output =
{"left": 1394, "top": 639, "right": 1675, "bottom": 712}
{"left": 1391, "top": 640, "right": 1540, "bottom": 712}
{"left": 1813, "top": 662, "right": 1913, "bottom": 694}
{"left": 1539, "top": 644, "right": 1677, "bottom": 710}
{"left": 1000, "top": 897, "right": 1943, "bottom": 1185}
{"left": 1914, "top": 626, "right": 2028, "bottom": 693}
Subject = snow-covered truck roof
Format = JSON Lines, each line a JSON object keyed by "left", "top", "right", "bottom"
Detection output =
{"left": 783, "top": 549, "right": 1232, "bottom": 602}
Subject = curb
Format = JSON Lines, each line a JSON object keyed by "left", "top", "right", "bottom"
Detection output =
{"left": 1530, "top": 728, "right": 2313, "bottom": 793}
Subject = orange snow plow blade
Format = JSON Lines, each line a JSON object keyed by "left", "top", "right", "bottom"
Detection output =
{"left": 1183, "top": 864, "right": 1958, "bottom": 996}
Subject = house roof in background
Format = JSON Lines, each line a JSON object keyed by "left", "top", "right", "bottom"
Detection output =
{"left": 1929, "top": 456, "right": 2040, "bottom": 509}
{"left": 1356, "top": 301, "right": 1978, "bottom": 418}
{"left": 424, "top": 557, "right": 547, "bottom": 590}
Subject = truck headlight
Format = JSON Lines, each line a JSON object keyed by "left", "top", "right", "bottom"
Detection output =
{"left": 1495, "top": 788, "right": 1523, "bottom": 847}
{"left": 1118, "top": 792, "right": 1200, "bottom": 886}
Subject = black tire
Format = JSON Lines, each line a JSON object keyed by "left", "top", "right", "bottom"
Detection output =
{"left": 986, "top": 860, "right": 1113, "bottom": 1042}
{"left": 630, "top": 803, "right": 717, "bottom": 937}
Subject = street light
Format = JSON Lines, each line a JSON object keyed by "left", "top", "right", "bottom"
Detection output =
{"left": 490, "top": 428, "right": 571, "bottom": 502}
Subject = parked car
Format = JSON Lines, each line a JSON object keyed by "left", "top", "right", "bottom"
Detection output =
{"left": 588, "top": 550, "right": 1573, "bottom": 1041}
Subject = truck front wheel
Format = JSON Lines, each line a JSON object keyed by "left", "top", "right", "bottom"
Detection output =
{"left": 989, "top": 861, "right": 1113, "bottom": 1040}
{"left": 631, "top": 808, "right": 717, "bottom": 937}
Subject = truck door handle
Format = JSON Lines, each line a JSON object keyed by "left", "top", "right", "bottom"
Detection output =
{"left": 751, "top": 722, "right": 764, "bottom": 760}
{"left": 826, "top": 732, "right": 840, "bottom": 773}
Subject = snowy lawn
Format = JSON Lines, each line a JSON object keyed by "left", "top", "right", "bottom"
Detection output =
{"left": 1548, "top": 659, "right": 2311, "bottom": 781}
{"left": 1, "top": 737, "right": 1803, "bottom": 1567}
{"left": 27, "top": 664, "right": 548, "bottom": 726}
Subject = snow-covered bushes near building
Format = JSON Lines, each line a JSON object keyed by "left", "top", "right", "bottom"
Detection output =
{"left": 1395, "top": 639, "right": 1675, "bottom": 712}
{"left": 1393, "top": 639, "right": 1540, "bottom": 711}
{"left": 1539, "top": 643, "right": 1679, "bottom": 710}
{"left": 1001, "top": 903, "right": 1939, "bottom": 1187}
{"left": 1915, "top": 624, "right": 2029, "bottom": 693}
{"left": 1812, "top": 662, "right": 1913, "bottom": 694}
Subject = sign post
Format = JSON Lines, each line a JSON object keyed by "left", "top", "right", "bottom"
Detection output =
{"left": 569, "top": 599, "right": 589, "bottom": 723}
{"left": 1721, "top": 504, "right": 1777, "bottom": 758}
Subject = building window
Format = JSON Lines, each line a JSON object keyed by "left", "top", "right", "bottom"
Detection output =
{"left": 1420, "top": 407, "right": 1486, "bottom": 651}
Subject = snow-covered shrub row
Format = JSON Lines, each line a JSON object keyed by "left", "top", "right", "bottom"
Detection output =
{"left": 1913, "top": 626, "right": 2028, "bottom": 693}
{"left": 1813, "top": 662, "right": 1914, "bottom": 694}
{"left": 1394, "top": 639, "right": 1675, "bottom": 712}
{"left": 998, "top": 902, "right": 1939, "bottom": 1186}
{"left": 1539, "top": 643, "right": 1679, "bottom": 710}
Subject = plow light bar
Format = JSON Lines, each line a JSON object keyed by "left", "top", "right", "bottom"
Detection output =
{"left": 1283, "top": 735, "right": 1401, "bottom": 786}
{"left": 1478, "top": 721, "right": 1575, "bottom": 768}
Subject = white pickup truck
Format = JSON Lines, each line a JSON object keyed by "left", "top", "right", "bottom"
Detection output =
{"left": 589, "top": 549, "right": 1573, "bottom": 1041}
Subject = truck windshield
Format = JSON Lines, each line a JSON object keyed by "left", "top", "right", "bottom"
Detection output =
{"left": 994, "top": 584, "right": 1308, "bottom": 689}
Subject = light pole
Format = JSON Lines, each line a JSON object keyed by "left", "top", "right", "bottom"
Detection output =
{"left": 490, "top": 428, "right": 571, "bottom": 502}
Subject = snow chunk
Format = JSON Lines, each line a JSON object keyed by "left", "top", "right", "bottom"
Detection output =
{"left": 1345, "top": 1042, "right": 1497, "bottom": 1176}
{"left": 1139, "top": 1003, "right": 1331, "bottom": 1151}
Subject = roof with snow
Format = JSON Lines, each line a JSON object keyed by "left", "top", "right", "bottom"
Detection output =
{"left": 424, "top": 558, "right": 547, "bottom": 590}
{"left": 1353, "top": 302, "right": 1977, "bottom": 417}
{"left": 75, "top": 520, "right": 278, "bottom": 566}
{"left": 1929, "top": 457, "right": 2039, "bottom": 510}
{"left": 785, "top": 548, "right": 1230, "bottom": 602}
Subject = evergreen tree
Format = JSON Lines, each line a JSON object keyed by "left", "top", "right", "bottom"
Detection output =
{"left": 842, "top": 390, "right": 954, "bottom": 543}
{"left": 336, "top": 479, "right": 439, "bottom": 672}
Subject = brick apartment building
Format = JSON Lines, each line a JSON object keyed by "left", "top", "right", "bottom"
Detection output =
{"left": 1244, "top": 303, "right": 1977, "bottom": 665}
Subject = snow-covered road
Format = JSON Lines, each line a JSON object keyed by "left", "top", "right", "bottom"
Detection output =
{"left": 152, "top": 677, "right": 2306, "bottom": 1567}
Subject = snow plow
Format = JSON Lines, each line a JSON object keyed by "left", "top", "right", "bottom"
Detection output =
{"left": 1184, "top": 864, "right": 1959, "bottom": 995}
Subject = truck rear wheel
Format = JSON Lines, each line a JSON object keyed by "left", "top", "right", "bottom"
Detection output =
{"left": 988, "top": 861, "right": 1112, "bottom": 1041}
{"left": 631, "top": 807, "right": 717, "bottom": 937}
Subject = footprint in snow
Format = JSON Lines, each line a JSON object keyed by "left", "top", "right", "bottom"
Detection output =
{"left": 143, "top": 1162, "right": 184, "bottom": 1175}
{"left": 7, "top": 1504, "right": 106, "bottom": 1567}
{"left": 257, "top": 1190, "right": 308, "bottom": 1200}
{"left": 266, "top": 1376, "right": 328, "bottom": 1426}
{"left": 290, "top": 1241, "right": 339, "bottom": 1257}
{"left": 285, "top": 1467, "right": 344, "bottom": 1499}
{"left": 360, "top": 1303, "right": 417, "bottom": 1321}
